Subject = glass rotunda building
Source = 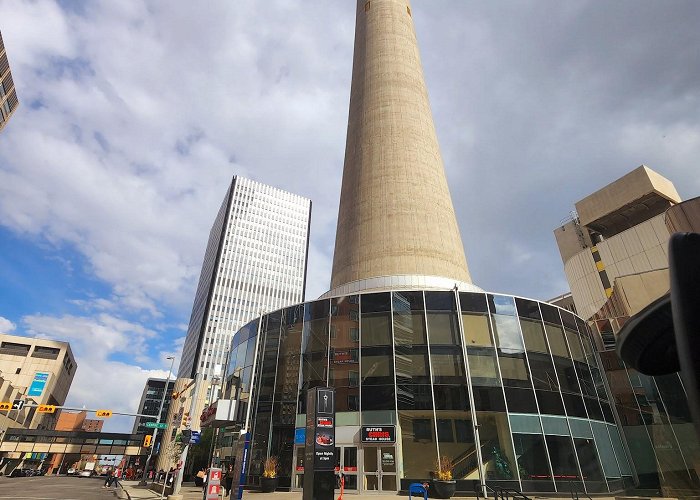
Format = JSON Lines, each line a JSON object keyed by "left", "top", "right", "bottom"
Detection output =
{"left": 220, "top": 289, "right": 633, "bottom": 495}
{"left": 203, "top": 1, "right": 636, "bottom": 496}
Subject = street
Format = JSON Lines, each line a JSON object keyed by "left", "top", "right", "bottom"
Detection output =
{"left": 0, "top": 475, "right": 117, "bottom": 499}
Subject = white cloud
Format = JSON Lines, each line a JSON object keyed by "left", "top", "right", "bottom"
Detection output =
{"left": 19, "top": 312, "right": 177, "bottom": 432}
{"left": 0, "top": 316, "right": 17, "bottom": 334}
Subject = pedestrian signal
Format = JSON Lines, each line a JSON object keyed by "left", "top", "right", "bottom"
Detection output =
{"left": 143, "top": 435, "right": 153, "bottom": 447}
{"left": 96, "top": 410, "right": 113, "bottom": 418}
{"left": 37, "top": 405, "right": 57, "bottom": 413}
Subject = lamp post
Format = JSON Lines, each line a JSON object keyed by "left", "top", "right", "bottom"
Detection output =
{"left": 139, "top": 356, "right": 175, "bottom": 486}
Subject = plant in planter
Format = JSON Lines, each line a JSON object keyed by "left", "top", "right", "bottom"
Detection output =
{"left": 433, "top": 456, "right": 457, "bottom": 499}
{"left": 260, "top": 456, "right": 279, "bottom": 492}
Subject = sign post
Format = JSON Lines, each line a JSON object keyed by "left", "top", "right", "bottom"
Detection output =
{"left": 205, "top": 467, "right": 222, "bottom": 500}
{"left": 303, "top": 387, "right": 335, "bottom": 500}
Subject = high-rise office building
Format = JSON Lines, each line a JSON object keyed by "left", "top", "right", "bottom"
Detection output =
{"left": 553, "top": 166, "right": 700, "bottom": 496}
{"left": 132, "top": 378, "right": 175, "bottom": 436}
{"left": 178, "top": 175, "right": 312, "bottom": 390}
{"left": 0, "top": 30, "right": 19, "bottom": 133}
{"left": 210, "top": 2, "right": 635, "bottom": 496}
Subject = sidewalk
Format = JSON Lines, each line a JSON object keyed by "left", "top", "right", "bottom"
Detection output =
{"left": 116, "top": 482, "right": 406, "bottom": 500}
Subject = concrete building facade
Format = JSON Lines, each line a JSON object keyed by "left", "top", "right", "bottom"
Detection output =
{"left": 0, "top": 30, "right": 19, "bottom": 133}
{"left": 0, "top": 334, "right": 76, "bottom": 430}
{"left": 553, "top": 166, "right": 700, "bottom": 496}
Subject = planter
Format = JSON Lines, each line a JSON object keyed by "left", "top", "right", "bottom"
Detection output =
{"left": 260, "top": 476, "right": 279, "bottom": 493}
{"left": 432, "top": 480, "right": 457, "bottom": 499}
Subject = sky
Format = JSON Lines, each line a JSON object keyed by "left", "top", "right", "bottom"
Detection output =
{"left": 0, "top": 0, "right": 699, "bottom": 432}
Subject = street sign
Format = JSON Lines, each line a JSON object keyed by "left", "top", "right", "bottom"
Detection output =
{"left": 37, "top": 405, "right": 57, "bottom": 413}
{"left": 96, "top": 410, "right": 113, "bottom": 418}
{"left": 0, "top": 402, "right": 11, "bottom": 411}
{"left": 190, "top": 431, "right": 201, "bottom": 444}
{"left": 145, "top": 421, "right": 167, "bottom": 429}
{"left": 11, "top": 399, "right": 24, "bottom": 411}
{"left": 205, "top": 468, "right": 222, "bottom": 500}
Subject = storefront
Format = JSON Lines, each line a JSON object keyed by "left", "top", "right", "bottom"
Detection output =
{"left": 220, "top": 290, "right": 635, "bottom": 495}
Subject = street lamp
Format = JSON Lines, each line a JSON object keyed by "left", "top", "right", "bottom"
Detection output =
{"left": 139, "top": 355, "right": 175, "bottom": 486}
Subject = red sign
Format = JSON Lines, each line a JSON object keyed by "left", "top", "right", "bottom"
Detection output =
{"left": 210, "top": 469, "right": 222, "bottom": 482}
{"left": 207, "top": 484, "right": 221, "bottom": 496}
{"left": 317, "top": 417, "right": 333, "bottom": 428}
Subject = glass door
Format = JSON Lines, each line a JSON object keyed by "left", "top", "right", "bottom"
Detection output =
{"left": 335, "top": 446, "right": 359, "bottom": 493}
{"left": 362, "top": 446, "right": 397, "bottom": 493}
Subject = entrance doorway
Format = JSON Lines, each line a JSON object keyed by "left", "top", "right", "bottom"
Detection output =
{"left": 363, "top": 446, "right": 397, "bottom": 493}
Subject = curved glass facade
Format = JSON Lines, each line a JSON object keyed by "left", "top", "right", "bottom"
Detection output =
{"left": 222, "top": 290, "right": 633, "bottom": 494}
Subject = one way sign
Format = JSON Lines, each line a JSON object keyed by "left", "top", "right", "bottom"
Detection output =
{"left": 11, "top": 399, "right": 24, "bottom": 411}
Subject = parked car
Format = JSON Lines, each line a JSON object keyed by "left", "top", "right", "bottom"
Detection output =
{"left": 78, "top": 469, "right": 95, "bottom": 477}
{"left": 67, "top": 467, "right": 77, "bottom": 475}
{"left": 9, "top": 468, "right": 26, "bottom": 477}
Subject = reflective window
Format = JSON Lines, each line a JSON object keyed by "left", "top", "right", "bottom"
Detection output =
{"left": 545, "top": 324, "right": 569, "bottom": 358}
{"left": 399, "top": 411, "right": 438, "bottom": 478}
{"left": 520, "top": 318, "right": 548, "bottom": 354}
{"left": 330, "top": 296, "right": 360, "bottom": 412}
{"left": 493, "top": 314, "right": 524, "bottom": 354}
{"left": 545, "top": 435, "right": 581, "bottom": 486}
{"left": 460, "top": 292, "right": 488, "bottom": 313}
{"left": 463, "top": 314, "right": 493, "bottom": 347}
{"left": 513, "top": 433, "right": 555, "bottom": 491}
{"left": 467, "top": 349, "right": 501, "bottom": 386}
{"left": 478, "top": 412, "right": 517, "bottom": 480}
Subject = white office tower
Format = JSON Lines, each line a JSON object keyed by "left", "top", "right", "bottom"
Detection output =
{"left": 178, "top": 176, "right": 312, "bottom": 399}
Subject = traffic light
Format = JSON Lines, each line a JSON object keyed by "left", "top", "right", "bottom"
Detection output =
{"left": 143, "top": 435, "right": 152, "bottom": 448}
{"left": 181, "top": 412, "right": 190, "bottom": 428}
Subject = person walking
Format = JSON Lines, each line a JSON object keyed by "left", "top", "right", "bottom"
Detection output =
{"left": 224, "top": 464, "right": 234, "bottom": 496}
{"left": 102, "top": 469, "right": 113, "bottom": 488}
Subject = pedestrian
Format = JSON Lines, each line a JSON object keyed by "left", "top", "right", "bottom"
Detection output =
{"left": 195, "top": 468, "right": 205, "bottom": 487}
{"left": 102, "top": 469, "right": 113, "bottom": 488}
{"left": 224, "top": 464, "right": 234, "bottom": 496}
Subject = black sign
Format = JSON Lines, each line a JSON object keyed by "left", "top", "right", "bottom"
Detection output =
{"left": 304, "top": 387, "right": 336, "bottom": 472}
{"left": 361, "top": 425, "right": 396, "bottom": 443}
{"left": 11, "top": 399, "right": 24, "bottom": 411}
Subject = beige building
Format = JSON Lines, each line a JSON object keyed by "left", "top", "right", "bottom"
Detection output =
{"left": 329, "top": 0, "right": 475, "bottom": 296}
{"left": 0, "top": 334, "right": 76, "bottom": 430}
{"left": 0, "top": 30, "right": 19, "bottom": 133}
{"left": 553, "top": 165, "right": 681, "bottom": 346}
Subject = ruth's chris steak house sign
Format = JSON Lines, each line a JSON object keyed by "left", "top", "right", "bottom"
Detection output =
{"left": 361, "top": 425, "right": 396, "bottom": 443}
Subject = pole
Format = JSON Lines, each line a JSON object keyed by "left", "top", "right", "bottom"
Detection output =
{"left": 139, "top": 356, "right": 175, "bottom": 486}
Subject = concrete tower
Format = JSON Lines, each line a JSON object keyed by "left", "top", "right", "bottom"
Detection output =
{"left": 330, "top": 0, "right": 471, "bottom": 293}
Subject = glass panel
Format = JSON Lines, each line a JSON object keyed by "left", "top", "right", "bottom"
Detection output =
{"left": 433, "top": 385, "right": 469, "bottom": 411}
{"left": 330, "top": 296, "right": 360, "bottom": 413}
{"left": 300, "top": 300, "right": 330, "bottom": 404}
{"left": 520, "top": 318, "right": 548, "bottom": 354}
{"left": 468, "top": 348, "right": 501, "bottom": 386}
{"left": 591, "top": 422, "right": 621, "bottom": 478}
{"left": 493, "top": 314, "right": 524, "bottom": 354}
{"left": 393, "top": 291, "right": 426, "bottom": 346}
{"left": 574, "top": 437, "right": 605, "bottom": 482}
{"left": 568, "top": 418, "right": 593, "bottom": 438}
{"left": 478, "top": 412, "right": 517, "bottom": 480}
{"left": 608, "top": 426, "right": 632, "bottom": 476}
{"left": 536, "top": 390, "right": 566, "bottom": 416}
{"left": 344, "top": 447, "right": 358, "bottom": 473}
{"left": 545, "top": 324, "right": 569, "bottom": 358}
{"left": 361, "top": 384, "right": 395, "bottom": 411}
{"left": 427, "top": 312, "right": 460, "bottom": 344}
{"left": 540, "top": 303, "right": 562, "bottom": 325}
{"left": 361, "top": 347, "right": 394, "bottom": 385}
{"left": 365, "top": 448, "right": 378, "bottom": 472}
{"left": 504, "top": 387, "right": 538, "bottom": 413}
{"left": 513, "top": 433, "right": 555, "bottom": 490}
{"left": 382, "top": 474, "right": 397, "bottom": 491}
{"left": 362, "top": 315, "right": 392, "bottom": 347}
{"left": 459, "top": 292, "right": 488, "bottom": 313}
{"left": 515, "top": 297, "right": 542, "bottom": 320}
{"left": 528, "top": 352, "right": 559, "bottom": 392}
{"left": 554, "top": 357, "right": 580, "bottom": 394}
{"left": 541, "top": 415, "right": 570, "bottom": 436}
{"left": 397, "top": 384, "right": 432, "bottom": 410}
{"left": 431, "top": 346, "right": 465, "bottom": 384}
{"left": 473, "top": 387, "right": 506, "bottom": 412}
{"left": 488, "top": 294, "right": 517, "bottom": 316}
{"left": 381, "top": 447, "right": 397, "bottom": 473}
{"left": 395, "top": 347, "right": 430, "bottom": 384}
{"left": 498, "top": 354, "right": 530, "bottom": 388}
{"left": 399, "top": 411, "right": 437, "bottom": 479}
{"left": 565, "top": 330, "right": 585, "bottom": 362}
{"left": 545, "top": 435, "right": 581, "bottom": 485}
{"left": 462, "top": 314, "right": 493, "bottom": 347}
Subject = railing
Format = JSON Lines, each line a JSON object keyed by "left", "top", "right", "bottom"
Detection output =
{"left": 476, "top": 483, "right": 531, "bottom": 500}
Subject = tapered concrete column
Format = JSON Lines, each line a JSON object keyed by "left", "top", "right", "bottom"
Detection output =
{"left": 331, "top": 0, "right": 471, "bottom": 290}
